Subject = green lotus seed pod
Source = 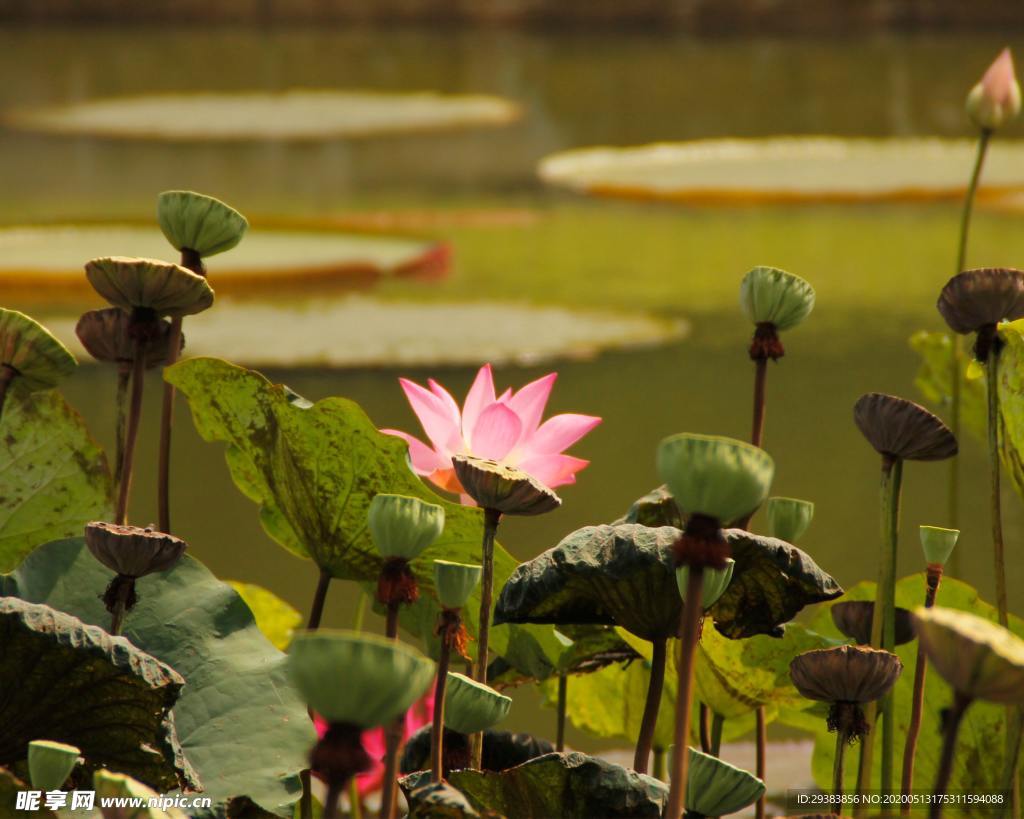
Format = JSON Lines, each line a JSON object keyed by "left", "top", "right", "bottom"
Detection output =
{"left": 452, "top": 455, "right": 561, "bottom": 516}
{"left": 739, "top": 266, "right": 815, "bottom": 331}
{"left": 434, "top": 560, "right": 482, "bottom": 609}
{"left": 443, "top": 672, "right": 512, "bottom": 735}
{"left": 766, "top": 497, "right": 814, "bottom": 543}
{"left": 676, "top": 558, "right": 735, "bottom": 609}
{"left": 656, "top": 433, "right": 774, "bottom": 524}
{"left": 368, "top": 494, "right": 445, "bottom": 560}
{"left": 94, "top": 769, "right": 187, "bottom": 818}
{"left": 288, "top": 630, "right": 434, "bottom": 728}
{"left": 0, "top": 309, "right": 77, "bottom": 392}
{"left": 913, "top": 606, "right": 1024, "bottom": 704}
{"left": 919, "top": 525, "right": 960, "bottom": 567}
{"left": 85, "top": 256, "right": 214, "bottom": 318}
{"left": 686, "top": 747, "right": 765, "bottom": 817}
{"left": 157, "top": 190, "right": 248, "bottom": 258}
{"left": 28, "top": 740, "right": 79, "bottom": 791}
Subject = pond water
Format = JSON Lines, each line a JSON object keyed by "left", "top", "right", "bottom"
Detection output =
{"left": 6, "top": 25, "right": 1024, "bottom": 750}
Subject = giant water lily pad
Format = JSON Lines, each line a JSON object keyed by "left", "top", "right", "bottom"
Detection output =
{"left": 539, "top": 137, "right": 1024, "bottom": 204}
{"left": 401, "top": 752, "right": 668, "bottom": 819}
{"left": 0, "top": 224, "right": 449, "bottom": 303}
{"left": 0, "top": 598, "right": 188, "bottom": 792}
{"left": 2, "top": 538, "right": 315, "bottom": 816}
{"left": 5, "top": 90, "right": 521, "bottom": 141}
{"left": 0, "top": 389, "right": 112, "bottom": 572}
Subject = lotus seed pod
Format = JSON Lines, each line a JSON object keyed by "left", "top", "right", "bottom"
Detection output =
{"left": 937, "top": 268, "right": 1024, "bottom": 361}
{"left": 766, "top": 497, "right": 814, "bottom": 543}
{"left": 789, "top": 645, "right": 903, "bottom": 705}
{"left": 853, "top": 393, "right": 958, "bottom": 462}
{"left": 656, "top": 433, "right": 774, "bottom": 525}
{"left": 676, "top": 558, "right": 735, "bottom": 609}
{"left": 966, "top": 48, "right": 1021, "bottom": 131}
{"left": 84, "top": 256, "right": 214, "bottom": 318}
{"left": 288, "top": 630, "right": 435, "bottom": 728}
{"left": 452, "top": 455, "right": 561, "bottom": 516}
{"left": 686, "top": 748, "right": 765, "bottom": 818}
{"left": 75, "top": 308, "right": 181, "bottom": 369}
{"left": 912, "top": 606, "right": 1024, "bottom": 704}
{"left": 0, "top": 308, "right": 77, "bottom": 392}
{"left": 368, "top": 494, "right": 445, "bottom": 560}
{"left": 28, "top": 740, "right": 80, "bottom": 791}
{"left": 831, "top": 601, "right": 915, "bottom": 647}
{"left": 434, "top": 560, "right": 482, "bottom": 610}
{"left": 93, "top": 769, "right": 189, "bottom": 819}
{"left": 157, "top": 190, "right": 248, "bottom": 258}
{"left": 443, "top": 672, "right": 512, "bottom": 735}
{"left": 919, "top": 525, "right": 959, "bottom": 567}
{"left": 85, "top": 522, "right": 187, "bottom": 578}
{"left": 739, "top": 266, "right": 815, "bottom": 331}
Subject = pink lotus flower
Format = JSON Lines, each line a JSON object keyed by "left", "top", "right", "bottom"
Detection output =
{"left": 383, "top": 364, "right": 601, "bottom": 499}
{"left": 967, "top": 47, "right": 1022, "bottom": 130}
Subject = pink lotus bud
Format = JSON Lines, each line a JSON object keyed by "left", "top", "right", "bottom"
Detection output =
{"left": 966, "top": 47, "right": 1021, "bottom": 131}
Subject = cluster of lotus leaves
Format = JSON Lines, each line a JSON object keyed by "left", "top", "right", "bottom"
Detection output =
{"left": 685, "top": 747, "right": 766, "bottom": 818}
{"left": 444, "top": 672, "right": 513, "bottom": 735}
{"left": 937, "top": 267, "right": 1024, "bottom": 336}
{"left": 157, "top": 190, "right": 248, "bottom": 258}
{"left": 369, "top": 493, "right": 445, "bottom": 560}
{"left": 85, "top": 522, "right": 187, "bottom": 579}
{"left": 676, "top": 559, "right": 734, "bottom": 609}
{"left": 435, "top": 560, "right": 482, "bottom": 610}
{"left": 919, "top": 525, "right": 959, "bottom": 567}
{"left": 913, "top": 606, "right": 1024, "bottom": 703}
{"left": 27, "top": 740, "right": 79, "bottom": 791}
{"left": 453, "top": 455, "right": 562, "bottom": 516}
{"left": 831, "top": 601, "right": 915, "bottom": 647}
{"left": 789, "top": 644, "right": 903, "bottom": 704}
{"left": 766, "top": 496, "right": 814, "bottom": 543}
{"left": 853, "top": 393, "right": 958, "bottom": 462}
{"left": 85, "top": 256, "right": 214, "bottom": 318}
{"left": 288, "top": 630, "right": 435, "bottom": 728}
{"left": 739, "top": 266, "right": 816, "bottom": 331}
{"left": 76, "top": 308, "right": 181, "bottom": 369}
{"left": 656, "top": 434, "right": 773, "bottom": 525}
{"left": 0, "top": 308, "right": 76, "bottom": 391}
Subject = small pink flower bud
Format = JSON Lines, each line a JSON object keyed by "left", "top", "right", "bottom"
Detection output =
{"left": 966, "top": 47, "right": 1021, "bottom": 131}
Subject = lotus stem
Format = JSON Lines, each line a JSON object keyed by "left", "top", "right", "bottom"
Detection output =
{"left": 114, "top": 364, "right": 130, "bottom": 491}
{"left": 349, "top": 782, "right": 363, "bottom": 819}
{"left": 634, "top": 637, "right": 667, "bottom": 773}
{"left": 985, "top": 344, "right": 1009, "bottom": 628}
{"left": 108, "top": 577, "right": 133, "bottom": 636}
{"left": 556, "top": 671, "right": 568, "bottom": 752}
{"left": 901, "top": 565, "right": 943, "bottom": 812}
{"left": 999, "top": 708, "right": 1023, "bottom": 817}
{"left": 299, "top": 568, "right": 333, "bottom": 819}
{"left": 156, "top": 316, "right": 184, "bottom": 533}
{"left": 710, "top": 713, "right": 724, "bottom": 757}
{"left": 470, "top": 507, "right": 501, "bottom": 769}
{"left": 379, "top": 600, "right": 403, "bottom": 819}
{"left": 929, "top": 692, "right": 972, "bottom": 819}
{"left": 431, "top": 636, "right": 453, "bottom": 783}
{"left": 833, "top": 728, "right": 848, "bottom": 804}
{"left": 323, "top": 784, "right": 340, "bottom": 819}
{"left": 756, "top": 707, "right": 767, "bottom": 819}
{"left": 752, "top": 356, "right": 768, "bottom": 446}
{"left": 653, "top": 746, "right": 666, "bottom": 781}
{"left": 699, "top": 704, "right": 711, "bottom": 753}
{"left": 114, "top": 334, "right": 148, "bottom": 525}
{"left": 0, "top": 363, "right": 14, "bottom": 421}
{"left": 665, "top": 568, "right": 704, "bottom": 819}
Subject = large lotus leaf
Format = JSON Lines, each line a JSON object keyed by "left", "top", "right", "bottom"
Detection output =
{"left": 488, "top": 625, "right": 636, "bottom": 688}
{"left": 0, "top": 389, "right": 113, "bottom": 572}
{"left": 2, "top": 538, "right": 315, "bottom": 816}
{"left": 0, "top": 598, "right": 188, "bottom": 792}
{"left": 228, "top": 581, "right": 301, "bottom": 651}
{"left": 709, "top": 529, "right": 843, "bottom": 638}
{"left": 401, "top": 727, "right": 555, "bottom": 775}
{"left": 493, "top": 524, "right": 682, "bottom": 641}
{"left": 798, "top": 575, "right": 1024, "bottom": 796}
{"left": 166, "top": 356, "right": 554, "bottom": 663}
{"left": 403, "top": 781, "right": 483, "bottom": 819}
{"left": 401, "top": 752, "right": 668, "bottom": 819}
{"left": 614, "top": 486, "right": 682, "bottom": 529}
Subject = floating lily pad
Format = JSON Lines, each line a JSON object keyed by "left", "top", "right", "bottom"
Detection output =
{"left": 0, "top": 597, "right": 189, "bottom": 792}
{"left": 0, "top": 224, "right": 450, "bottom": 302}
{"left": 5, "top": 90, "right": 521, "bottom": 141}
{"left": 400, "top": 752, "right": 668, "bottom": 819}
{"left": 539, "top": 138, "right": 1024, "bottom": 204}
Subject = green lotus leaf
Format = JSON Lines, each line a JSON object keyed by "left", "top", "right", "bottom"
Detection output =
{"left": 444, "top": 673, "right": 512, "bottom": 735}
{"left": 656, "top": 434, "right": 773, "bottom": 524}
{"left": 676, "top": 559, "right": 734, "bottom": 609}
{"left": 800, "top": 576, "right": 1024, "bottom": 796}
{"left": 2, "top": 538, "right": 315, "bottom": 816}
{"left": 166, "top": 356, "right": 558, "bottom": 665}
{"left": 709, "top": 529, "right": 843, "bottom": 638}
{"left": 766, "top": 496, "right": 814, "bottom": 543}
{"left": 686, "top": 748, "right": 765, "bottom": 816}
{"left": 493, "top": 524, "right": 682, "bottom": 641}
{"left": 487, "top": 624, "right": 634, "bottom": 686}
{"left": 157, "top": 190, "right": 248, "bottom": 258}
{"left": 452, "top": 456, "right": 561, "bottom": 516}
{"left": 615, "top": 485, "right": 683, "bottom": 528}
{"left": 27, "top": 740, "right": 80, "bottom": 791}
{"left": 228, "top": 580, "right": 302, "bottom": 651}
{"left": 403, "top": 781, "right": 483, "bottom": 819}
{"left": 0, "top": 308, "right": 76, "bottom": 392}
{"left": 400, "top": 752, "right": 668, "bottom": 818}
{"left": 739, "top": 266, "right": 815, "bottom": 331}
{"left": 94, "top": 769, "right": 188, "bottom": 818}
{"left": 0, "top": 597, "right": 189, "bottom": 792}
{"left": 434, "top": 560, "right": 483, "bottom": 611}
{"left": 369, "top": 494, "right": 445, "bottom": 561}
{"left": 84, "top": 256, "right": 214, "bottom": 317}
{"left": 0, "top": 389, "right": 113, "bottom": 572}
{"left": 0, "top": 768, "right": 57, "bottom": 817}
{"left": 919, "top": 525, "right": 959, "bottom": 567}
{"left": 401, "top": 727, "right": 555, "bottom": 776}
